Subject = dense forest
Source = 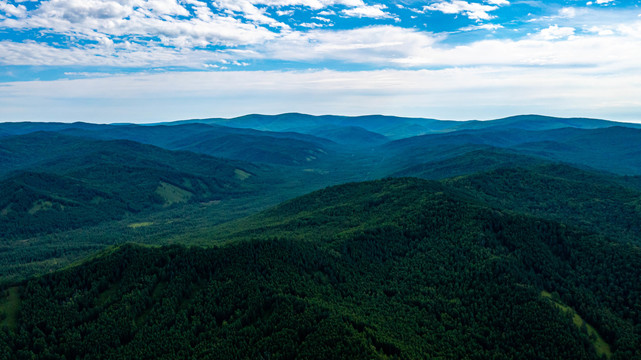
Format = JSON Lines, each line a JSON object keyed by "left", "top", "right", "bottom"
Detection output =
{"left": 1, "top": 178, "right": 641, "bottom": 359}
{"left": 1, "top": 114, "right": 641, "bottom": 358}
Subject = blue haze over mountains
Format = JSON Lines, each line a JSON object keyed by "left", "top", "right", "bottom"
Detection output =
{"left": 3, "top": 112, "right": 641, "bottom": 262}
{"left": 3, "top": 113, "right": 641, "bottom": 176}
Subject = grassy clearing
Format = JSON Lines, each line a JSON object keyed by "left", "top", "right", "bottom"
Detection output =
{"left": 234, "top": 169, "right": 251, "bottom": 181}
{"left": 128, "top": 221, "right": 154, "bottom": 228}
{"left": 155, "top": 181, "right": 192, "bottom": 206}
{"left": 541, "top": 290, "right": 612, "bottom": 359}
{"left": 28, "top": 200, "right": 53, "bottom": 215}
{"left": 0, "top": 287, "right": 20, "bottom": 330}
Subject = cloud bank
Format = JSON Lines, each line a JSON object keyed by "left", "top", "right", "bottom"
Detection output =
{"left": 1, "top": 0, "right": 640, "bottom": 122}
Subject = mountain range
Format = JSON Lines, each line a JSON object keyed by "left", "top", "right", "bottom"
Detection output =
{"left": 1, "top": 113, "right": 641, "bottom": 359}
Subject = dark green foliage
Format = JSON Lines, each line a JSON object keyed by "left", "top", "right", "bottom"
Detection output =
{"left": 2, "top": 178, "right": 640, "bottom": 359}
{"left": 306, "top": 125, "right": 388, "bottom": 146}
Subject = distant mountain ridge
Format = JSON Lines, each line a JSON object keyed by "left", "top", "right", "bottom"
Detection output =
{"left": 170, "top": 113, "right": 641, "bottom": 138}
{"left": 5, "top": 113, "right": 638, "bottom": 141}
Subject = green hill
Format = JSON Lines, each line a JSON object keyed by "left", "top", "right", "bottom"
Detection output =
{"left": 2, "top": 178, "right": 640, "bottom": 359}
{"left": 5, "top": 123, "right": 337, "bottom": 167}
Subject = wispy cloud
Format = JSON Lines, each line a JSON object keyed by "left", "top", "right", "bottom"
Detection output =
{"left": 459, "top": 23, "right": 503, "bottom": 31}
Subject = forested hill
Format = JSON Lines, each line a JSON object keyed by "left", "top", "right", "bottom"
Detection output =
{"left": 0, "top": 132, "right": 269, "bottom": 239}
{"left": 444, "top": 164, "right": 641, "bottom": 243}
{"left": 2, "top": 178, "right": 640, "bottom": 359}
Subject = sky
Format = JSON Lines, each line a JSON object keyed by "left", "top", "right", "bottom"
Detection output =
{"left": 0, "top": 0, "right": 640, "bottom": 123}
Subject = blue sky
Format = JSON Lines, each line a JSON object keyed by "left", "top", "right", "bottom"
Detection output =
{"left": 1, "top": 0, "right": 640, "bottom": 123}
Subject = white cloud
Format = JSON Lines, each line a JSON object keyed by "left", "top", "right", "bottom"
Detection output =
{"left": 261, "top": 26, "right": 439, "bottom": 64}
{"left": 485, "top": 0, "right": 509, "bottom": 5}
{"left": 587, "top": 25, "right": 614, "bottom": 35}
{"left": 0, "top": 0, "right": 279, "bottom": 48}
{"left": 0, "top": 1, "right": 27, "bottom": 18}
{"left": 211, "top": 0, "right": 289, "bottom": 28}
{"left": 342, "top": 4, "right": 390, "bottom": 19}
{"left": 3, "top": 20, "right": 641, "bottom": 74}
{"left": 276, "top": 9, "right": 294, "bottom": 16}
{"left": 558, "top": 7, "right": 577, "bottom": 19}
{"left": 299, "top": 22, "right": 325, "bottom": 28}
{"left": 460, "top": 23, "right": 503, "bottom": 31}
{"left": 244, "top": 0, "right": 363, "bottom": 9}
{"left": 424, "top": 1, "right": 500, "bottom": 21}
{"left": 527, "top": 7, "right": 579, "bottom": 23}
{"left": 617, "top": 22, "right": 641, "bottom": 38}
{"left": 317, "top": 10, "right": 335, "bottom": 16}
{"left": 534, "top": 25, "right": 575, "bottom": 40}
{"left": 0, "top": 0, "right": 403, "bottom": 51}
{"left": 0, "top": 39, "right": 236, "bottom": 66}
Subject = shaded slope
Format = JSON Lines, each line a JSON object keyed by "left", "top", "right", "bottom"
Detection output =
{"left": 306, "top": 125, "right": 388, "bottom": 146}
{"left": 8, "top": 122, "right": 336, "bottom": 166}
{"left": 167, "top": 132, "right": 332, "bottom": 166}
{"left": 391, "top": 148, "right": 548, "bottom": 179}
{"left": 0, "top": 132, "right": 264, "bottom": 182}
{"left": 382, "top": 126, "right": 641, "bottom": 175}
{"left": 511, "top": 126, "right": 641, "bottom": 175}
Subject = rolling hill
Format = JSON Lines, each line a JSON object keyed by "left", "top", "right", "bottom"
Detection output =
{"left": 381, "top": 126, "right": 641, "bottom": 176}
{"left": 0, "top": 132, "right": 270, "bottom": 239}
